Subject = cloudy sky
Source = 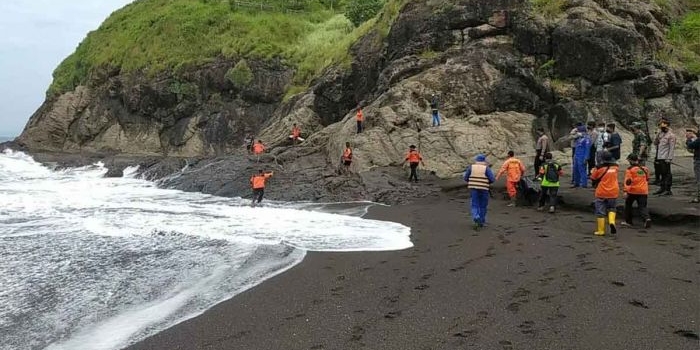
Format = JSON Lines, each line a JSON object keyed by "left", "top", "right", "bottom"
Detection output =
{"left": 0, "top": 0, "right": 133, "bottom": 137}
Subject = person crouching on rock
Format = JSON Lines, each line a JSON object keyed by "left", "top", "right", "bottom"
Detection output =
{"left": 464, "top": 154, "right": 496, "bottom": 230}
{"left": 589, "top": 151, "right": 620, "bottom": 236}
{"left": 250, "top": 170, "right": 274, "bottom": 207}
{"left": 621, "top": 154, "right": 651, "bottom": 229}
{"left": 538, "top": 152, "right": 563, "bottom": 213}
{"left": 496, "top": 150, "right": 525, "bottom": 207}
{"left": 289, "top": 123, "right": 304, "bottom": 144}
{"left": 402, "top": 145, "right": 425, "bottom": 182}
{"left": 340, "top": 142, "right": 353, "bottom": 174}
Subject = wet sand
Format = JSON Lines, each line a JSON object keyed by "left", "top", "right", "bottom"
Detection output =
{"left": 126, "top": 185, "right": 699, "bottom": 350}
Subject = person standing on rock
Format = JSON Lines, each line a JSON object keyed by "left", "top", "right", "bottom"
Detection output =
{"left": 572, "top": 124, "right": 591, "bottom": 188}
{"left": 630, "top": 122, "right": 650, "bottom": 166}
{"left": 685, "top": 127, "right": 700, "bottom": 203}
{"left": 534, "top": 128, "right": 550, "bottom": 177}
{"left": 604, "top": 123, "right": 622, "bottom": 162}
{"left": 463, "top": 154, "right": 496, "bottom": 230}
{"left": 430, "top": 94, "right": 440, "bottom": 127}
{"left": 537, "top": 152, "right": 564, "bottom": 213}
{"left": 289, "top": 123, "right": 304, "bottom": 144}
{"left": 496, "top": 150, "right": 525, "bottom": 207}
{"left": 589, "top": 151, "right": 620, "bottom": 236}
{"left": 340, "top": 142, "right": 353, "bottom": 174}
{"left": 652, "top": 117, "right": 670, "bottom": 185}
{"left": 621, "top": 154, "right": 651, "bottom": 229}
{"left": 653, "top": 120, "right": 676, "bottom": 196}
{"left": 356, "top": 105, "right": 364, "bottom": 134}
{"left": 402, "top": 145, "right": 425, "bottom": 183}
{"left": 252, "top": 139, "right": 266, "bottom": 162}
{"left": 250, "top": 169, "right": 274, "bottom": 207}
{"left": 244, "top": 133, "right": 254, "bottom": 153}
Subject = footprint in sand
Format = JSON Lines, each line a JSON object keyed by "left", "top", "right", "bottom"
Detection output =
{"left": 611, "top": 281, "right": 625, "bottom": 287}
{"left": 499, "top": 340, "right": 514, "bottom": 350}
{"left": 628, "top": 299, "right": 650, "bottom": 309}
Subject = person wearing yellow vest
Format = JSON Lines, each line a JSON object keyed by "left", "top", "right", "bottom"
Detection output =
{"left": 401, "top": 145, "right": 425, "bottom": 182}
{"left": 463, "top": 154, "right": 496, "bottom": 229}
{"left": 356, "top": 106, "right": 364, "bottom": 134}
{"left": 250, "top": 170, "right": 274, "bottom": 207}
{"left": 496, "top": 150, "right": 525, "bottom": 207}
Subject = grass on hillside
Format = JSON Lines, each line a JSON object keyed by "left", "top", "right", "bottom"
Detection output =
{"left": 49, "top": 0, "right": 406, "bottom": 98}
{"left": 530, "top": 0, "right": 566, "bottom": 19}
{"left": 659, "top": 11, "right": 700, "bottom": 75}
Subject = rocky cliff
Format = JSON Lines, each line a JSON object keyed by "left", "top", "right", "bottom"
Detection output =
{"left": 15, "top": 0, "right": 700, "bottom": 203}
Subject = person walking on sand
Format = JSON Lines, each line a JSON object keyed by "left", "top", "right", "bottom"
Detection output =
{"left": 653, "top": 120, "right": 676, "bottom": 196}
{"left": 686, "top": 127, "right": 700, "bottom": 203}
{"left": 402, "top": 145, "right": 425, "bottom": 183}
{"left": 289, "top": 123, "right": 304, "bottom": 144}
{"left": 538, "top": 152, "right": 564, "bottom": 213}
{"left": 621, "top": 154, "right": 651, "bottom": 229}
{"left": 252, "top": 139, "right": 266, "bottom": 162}
{"left": 356, "top": 106, "right": 364, "bottom": 134}
{"left": 572, "top": 124, "right": 591, "bottom": 188}
{"left": 430, "top": 94, "right": 441, "bottom": 127}
{"left": 496, "top": 150, "right": 525, "bottom": 207}
{"left": 340, "top": 142, "right": 353, "bottom": 174}
{"left": 534, "top": 128, "right": 550, "bottom": 177}
{"left": 464, "top": 154, "right": 496, "bottom": 230}
{"left": 589, "top": 151, "right": 620, "bottom": 236}
{"left": 250, "top": 169, "right": 274, "bottom": 207}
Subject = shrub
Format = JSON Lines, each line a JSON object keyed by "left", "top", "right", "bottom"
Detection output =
{"left": 346, "top": 0, "right": 383, "bottom": 26}
{"left": 660, "top": 12, "right": 700, "bottom": 75}
{"left": 226, "top": 59, "right": 254, "bottom": 88}
{"left": 531, "top": 0, "right": 566, "bottom": 19}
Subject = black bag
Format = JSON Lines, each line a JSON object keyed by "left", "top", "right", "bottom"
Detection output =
{"left": 517, "top": 176, "right": 541, "bottom": 206}
{"left": 544, "top": 163, "right": 561, "bottom": 183}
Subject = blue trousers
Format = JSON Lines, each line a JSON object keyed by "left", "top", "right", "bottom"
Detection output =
{"left": 432, "top": 110, "right": 440, "bottom": 126}
{"left": 573, "top": 156, "right": 588, "bottom": 188}
{"left": 470, "top": 189, "right": 489, "bottom": 225}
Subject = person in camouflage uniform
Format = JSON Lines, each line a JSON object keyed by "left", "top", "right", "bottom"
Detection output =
{"left": 630, "top": 122, "right": 651, "bottom": 166}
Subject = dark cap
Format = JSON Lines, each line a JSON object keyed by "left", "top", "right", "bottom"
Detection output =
{"left": 627, "top": 153, "right": 638, "bottom": 161}
{"left": 409, "top": 145, "right": 416, "bottom": 149}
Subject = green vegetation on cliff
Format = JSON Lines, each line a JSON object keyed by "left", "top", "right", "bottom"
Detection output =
{"left": 661, "top": 11, "right": 700, "bottom": 74}
{"left": 49, "top": 0, "right": 401, "bottom": 97}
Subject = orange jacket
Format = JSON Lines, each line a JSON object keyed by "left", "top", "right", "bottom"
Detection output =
{"left": 250, "top": 173, "right": 273, "bottom": 189}
{"left": 405, "top": 150, "right": 422, "bottom": 163}
{"left": 497, "top": 157, "right": 525, "bottom": 182}
{"left": 624, "top": 165, "right": 649, "bottom": 195}
{"left": 356, "top": 109, "right": 364, "bottom": 122}
{"left": 590, "top": 165, "right": 620, "bottom": 199}
{"left": 252, "top": 142, "right": 265, "bottom": 155}
{"left": 292, "top": 126, "right": 301, "bottom": 138}
{"left": 342, "top": 147, "right": 353, "bottom": 161}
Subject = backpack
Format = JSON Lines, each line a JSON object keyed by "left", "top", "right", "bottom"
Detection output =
{"left": 544, "top": 163, "right": 560, "bottom": 183}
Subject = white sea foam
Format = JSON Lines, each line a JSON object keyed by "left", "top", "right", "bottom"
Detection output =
{"left": 0, "top": 150, "right": 412, "bottom": 350}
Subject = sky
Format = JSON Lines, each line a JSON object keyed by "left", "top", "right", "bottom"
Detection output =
{"left": 0, "top": 0, "right": 133, "bottom": 137}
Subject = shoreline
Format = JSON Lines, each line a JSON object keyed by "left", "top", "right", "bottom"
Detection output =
{"left": 126, "top": 190, "right": 699, "bottom": 350}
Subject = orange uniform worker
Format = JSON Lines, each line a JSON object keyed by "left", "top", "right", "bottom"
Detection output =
{"left": 250, "top": 170, "right": 274, "bottom": 207}
{"left": 356, "top": 107, "right": 364, "bottom": 134}
{"left": 622, "top": 154, "right": 651, "bottom": 228}
{"left": 252, "top": 140, "right": 265, "bottom": 155}
{"left": 341, "top": 142, "right": 353, "bottom": 174}
{"left": 496, "top": 151, "right": 526, "bottom": 207}
{"left": 289, "top": 123, "right": 304, "bottom": 143}
{"left": 589, "top": 151, "right": 620, "bottom": 236}
{"left": 401, "top": 145, "right": 425, "bottom": 182}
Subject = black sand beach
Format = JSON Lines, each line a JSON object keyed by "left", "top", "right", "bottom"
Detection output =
{"left": 126, "top": 178, "right": 700, "bottom": 350}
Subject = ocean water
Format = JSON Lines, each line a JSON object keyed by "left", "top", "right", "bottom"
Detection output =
{"left": 0, "top": 150, "right": 412, "bottom": 350}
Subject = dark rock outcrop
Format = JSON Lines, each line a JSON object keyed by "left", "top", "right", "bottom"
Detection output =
{"left": 15, "top": 0, "right": 700, "bottom": 204}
